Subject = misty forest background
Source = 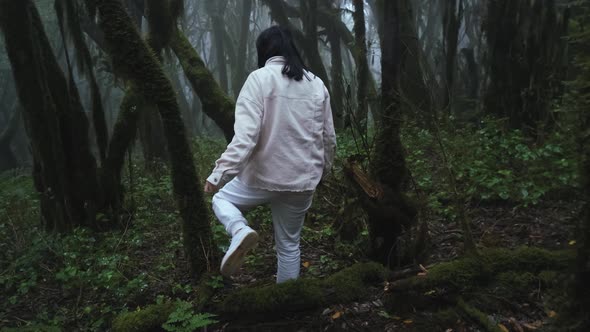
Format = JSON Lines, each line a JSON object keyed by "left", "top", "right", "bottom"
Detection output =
{"left": 0, "top": 0, "right": 589, "bottom": 331}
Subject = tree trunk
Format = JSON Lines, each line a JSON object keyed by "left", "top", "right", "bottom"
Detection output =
{"left": 169, "top": 68, "right": 196, "bottom": 137}
{"left": 327, "top": 28, "right": 345, "bottom": 129}
{"left": 441, "top": 0, "right": 463, "bottom": 114}
{"left": 170, "top": 29, "right": 235, "bottom": 143}
{"left": 369, "top": 0, "right": 417, "bottom": 267}
{"left": 0, "top": 104, "right": 21, "bottom": 171}
{"left": 232, "top": 0, "right": 253, "bottom": 98}
{"left": 94, "top": 0, "right": 216, "bottom": 275}
{"left": 208, "top": 0, "right": 229, "bottom": 93}
{"left": 483, "top": 0, "right": 569, "bottom": 135}
{"left": 399, "top": 0, "right": 434, "bottom": 125}
{"left": 353, "top": 0, "right": 369, "bottom": 134}
{"left": 0, "top": 0, "right": 99, "bottom": 231}
{"left": 263, "top": 0, "right": 331, "bottom": 91}
{"left": 100, "top": 87, "right": 142, "bottom": 213}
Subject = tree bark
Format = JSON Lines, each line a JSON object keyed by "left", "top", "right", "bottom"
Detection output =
{"left": 100, "top": 87, "right": 142, "bottom": 212}
{"left": 399, "top": 0, "right": 434, "bottom": 125}
{"left": 353, "top": 0, "right": 369, "bottom": 133}
{"left": 232, "top": 0, "right": 253, "bottom": 98}
{"left": 441, "top": 0, "right": 463, "bottom": 114}
{"left": 170, "top": 29, "right": 235, "bottom": 143}
{"left": 208, "top": 0, "right": 229, "bottom": 93}
{"left": 0, "top": 104, "right": 21, "bottom": 171}
{"left": 327, "top": 28, "right": 344, "bottom": 129}
{"left": 369, "top": 0, "right": 417, "bottom": 267}
{"left": 95, "top": 0, "right": 216, "bottom": 275}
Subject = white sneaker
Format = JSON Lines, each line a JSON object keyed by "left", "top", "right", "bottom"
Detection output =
{"left": 220, "top": 226, "right": 259, "bottom": 277}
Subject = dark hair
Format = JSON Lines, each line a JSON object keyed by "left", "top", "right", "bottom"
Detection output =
{"left": 256, "top": 26, "right": 310, "bottom": 81}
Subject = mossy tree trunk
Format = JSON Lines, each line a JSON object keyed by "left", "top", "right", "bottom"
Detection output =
{"left": 94, "top": 0, "right": 216, "bottom": 275}
{"left": 369, "top": 0, "right": 418, "bottom": 267}
{"left": 170, "top": 29, "right": 235, "bottom": 143}
{"left": 0, "top": 0, "right": 99, "bottom": 232}
{"left": 353, "top": 0, "right": 369, "bottom": 134}
{"left": 100, "top": 87, "right": 143, "bottom": 213}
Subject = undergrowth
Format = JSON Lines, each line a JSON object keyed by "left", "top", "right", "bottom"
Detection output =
{"left": 0, "top": 118, "right": 579, "bottom": 330}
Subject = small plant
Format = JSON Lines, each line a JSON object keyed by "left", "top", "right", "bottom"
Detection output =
{"left": 206, "top": 275, "right": 224, "bottom": 289}
{"left": 162, "top": 301, "right": 218, "bottom": 332}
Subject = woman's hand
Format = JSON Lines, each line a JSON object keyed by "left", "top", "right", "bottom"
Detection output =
{"left": 204, "top": 181, "right": 219, "bottom": 194}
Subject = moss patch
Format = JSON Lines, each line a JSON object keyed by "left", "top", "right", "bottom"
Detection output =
{"left": 407, "top": 247, "right": 574, "bottom": 291}
{"left": 112, "top": 302, "right": 176, "bottom": 332}
{"left": 220, "top": 262, "right": 387, "bottom": 315}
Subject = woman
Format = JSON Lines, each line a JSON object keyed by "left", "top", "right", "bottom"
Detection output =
{"left": 204, "top": 26, "right": 336, "bottom": 283}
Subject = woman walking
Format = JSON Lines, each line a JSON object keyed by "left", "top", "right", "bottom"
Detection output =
{"left": 204, "top": 26, "right": 336, "bottom": 283}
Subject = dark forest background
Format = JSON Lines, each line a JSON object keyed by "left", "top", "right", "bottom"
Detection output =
{"left": 0, "top": 0, "right": 589, "bottom": 331}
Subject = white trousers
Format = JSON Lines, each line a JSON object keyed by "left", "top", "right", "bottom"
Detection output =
{"left": 212, "top": 177, "right": 314, "bottom": 283}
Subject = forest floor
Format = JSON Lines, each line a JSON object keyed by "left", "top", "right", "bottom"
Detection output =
{"left": 205, "top": 194, "right": 579, "bottom": 332}
{"left": 0, "top": 131, "right": 583, "bottom": 331}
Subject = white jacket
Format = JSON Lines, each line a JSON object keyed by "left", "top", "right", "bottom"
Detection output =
{"left": 206, "top": 56, "right": 337, "bottom": 191}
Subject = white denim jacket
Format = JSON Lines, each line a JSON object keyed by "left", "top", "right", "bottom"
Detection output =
{"left": 206, "top": 56, "right": 337, "bottom": 192}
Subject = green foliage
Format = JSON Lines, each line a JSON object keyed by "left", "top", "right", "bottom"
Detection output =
{"left": 402, "top": 119, "right": 578, "bottom": 214}
{"left": 162, "top": 301, "right": 217, "bottom": 332}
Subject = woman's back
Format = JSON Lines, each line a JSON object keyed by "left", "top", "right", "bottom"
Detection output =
{"left": 237, "top": 56, "right": 333, "bottom": 191}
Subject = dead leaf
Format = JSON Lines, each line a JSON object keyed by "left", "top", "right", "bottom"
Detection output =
{"left": 417, "top": 272, "right": 427, "bottom": 276}
{"left": 332, "top": 311, "right": 342, "bottom": 320}
{"left": 509, "top": 317, "right": 524, "bottom": 332}
{"left": 384, "top": 281, "right": 390, "bottom": 292}
{"left": 498, "top": 324, "right": 509, "bottom": 332}
{"left": 523, "top": 320, "right": 543, "bottom": 330}
{"left": 403, "top": 319, "right": 413, "bottom": 325}
{"left": 302, "top": 261, "right": 311, "bottom": 268}
{"left": 392, "top": 316, "right": 402, "bottom": 320}
{"left": 547, "top": 310, "right": 558, "bottom": 318}
{"left": 569, "top": 240, "right": 576, "bottom": 246}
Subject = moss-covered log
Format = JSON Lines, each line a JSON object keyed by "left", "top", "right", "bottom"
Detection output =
{"left": 170, "top": 29, "right": 235, "bottom": 143}
{"left": 390, "top": 247, "right": 574, "bottom": 292}
{"left": 112, "top": 301, "right": 176, "bottom": 332}
{"left": 94, "top": 0, "right": 216, "bottom": 275}
{"left": 219, "top": 262, "right": 387, "bottom": 315}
